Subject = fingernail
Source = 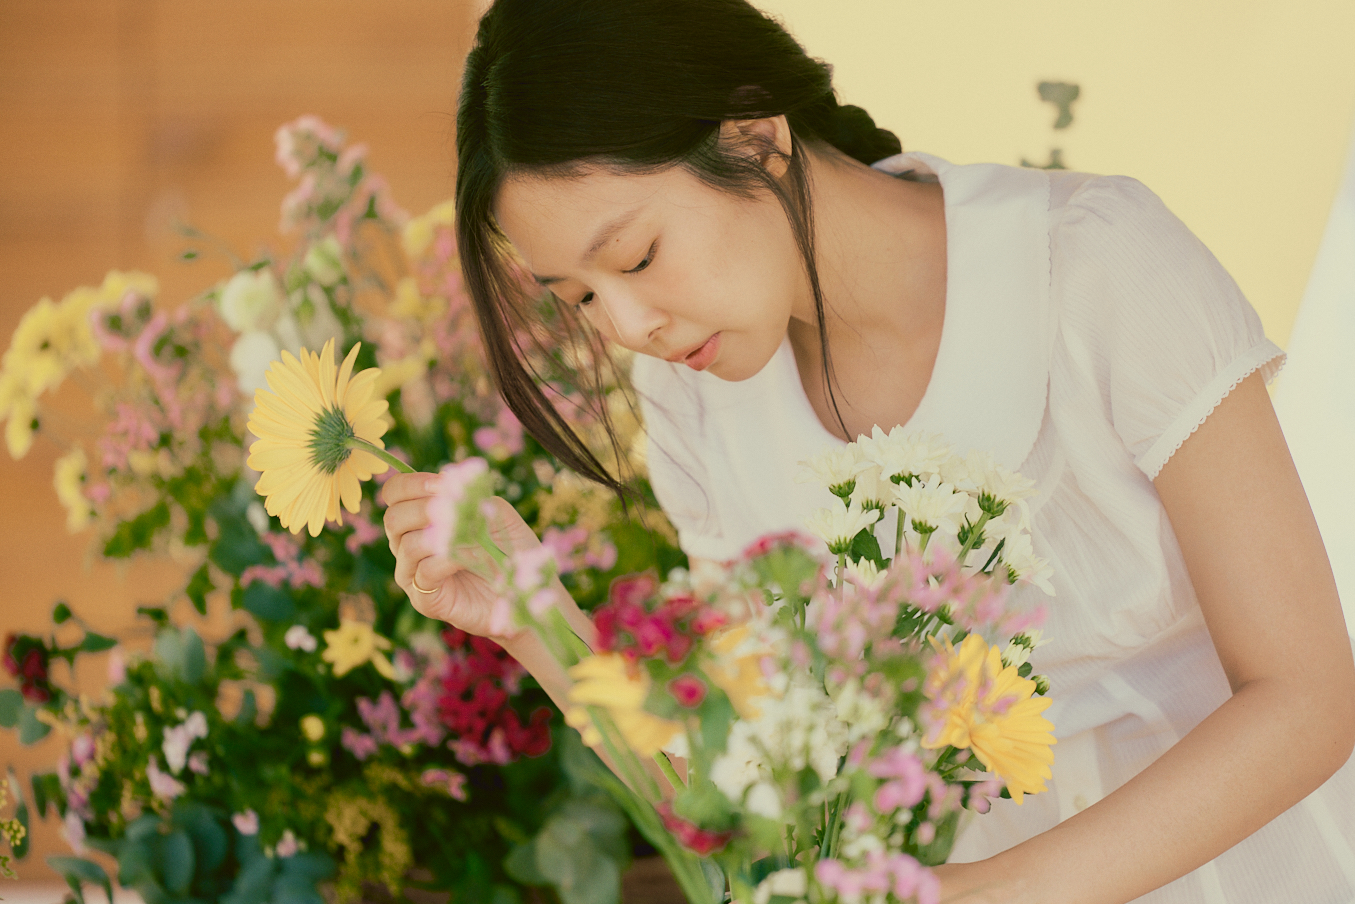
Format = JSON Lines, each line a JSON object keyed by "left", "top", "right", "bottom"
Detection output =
{"left": 424, "top": 475, "right": 439, "bottom": 494}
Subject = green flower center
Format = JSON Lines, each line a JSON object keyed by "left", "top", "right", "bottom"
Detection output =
{"left": 309, "top": 405, "right": 355, "bottom": 475}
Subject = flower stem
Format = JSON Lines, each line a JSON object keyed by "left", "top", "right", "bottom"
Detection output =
{"left": 654, "top": 751, "right": 686, "bottom": 791}
{"left": 346, "top": 437, "right": 414, "bottom": 474}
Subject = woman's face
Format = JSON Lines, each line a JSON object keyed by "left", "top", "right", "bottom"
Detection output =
{"left": 494, "top": 162, "right": 808, "bottom": 382}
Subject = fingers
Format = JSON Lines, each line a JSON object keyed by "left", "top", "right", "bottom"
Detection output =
{"left": 380, "top": 471, "right": 438, "bottom": 507}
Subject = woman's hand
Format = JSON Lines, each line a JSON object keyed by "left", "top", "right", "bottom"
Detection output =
{"left": 381, "top": 471, "right": 541, "bottom": 643}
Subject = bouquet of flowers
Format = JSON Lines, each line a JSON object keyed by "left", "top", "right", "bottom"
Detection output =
{"left": 0, "top": 116, "right": 682, "bottom": 904}
{"left": 247, "top": 343, "right": 1059, "bottom": 904}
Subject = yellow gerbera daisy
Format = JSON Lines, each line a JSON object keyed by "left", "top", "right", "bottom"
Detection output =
{"left": 322, "top": 619, "right": 396, "bottom": 679}
{"left": 704, "top": 625, "right": 770, "bottom": 719}
{"left": 247, "top": 339, "right": 401, "bottom": 536}
{"left": 922, "top": 633, "right": 1056, "bottom": 804}
{"left": 566, "top": 653, "right": 683, "bottom": 757}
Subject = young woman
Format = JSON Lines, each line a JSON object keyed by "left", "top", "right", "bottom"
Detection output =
{"left": 381, "top": 0, "right": 1355, "bottom": 900}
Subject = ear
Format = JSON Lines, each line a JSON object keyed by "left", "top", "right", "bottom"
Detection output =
{"left": 717, "top": 115, "right": 794, "bottom": 178}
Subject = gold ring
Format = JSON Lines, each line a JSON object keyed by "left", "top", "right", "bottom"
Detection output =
{"left": 410, "top": 573, "right": 438, "bottom": 595}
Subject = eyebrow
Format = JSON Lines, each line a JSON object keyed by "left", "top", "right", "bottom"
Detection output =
{"left": 533, "top": 206, "right": 644, "bottom": 286}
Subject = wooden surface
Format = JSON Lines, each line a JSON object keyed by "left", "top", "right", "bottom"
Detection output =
{"left": 0, "top": 0, "right": 476, "bottom": 880}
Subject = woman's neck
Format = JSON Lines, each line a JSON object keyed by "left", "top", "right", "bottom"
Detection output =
{"left": 787, "top": 146, "right": 948, "bottom": 440}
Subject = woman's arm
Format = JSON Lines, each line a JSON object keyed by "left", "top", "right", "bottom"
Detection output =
{"left": 936, "top": 371, "right": 1355, "bottom": 903}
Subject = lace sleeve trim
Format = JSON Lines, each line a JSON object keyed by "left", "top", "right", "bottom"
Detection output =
{"left": 1137, "top": 341, "right": 1287, "bottom": 481}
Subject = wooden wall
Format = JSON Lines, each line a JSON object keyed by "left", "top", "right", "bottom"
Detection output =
{"left": 0, "top": 0, "right": 477, "bottom": 879}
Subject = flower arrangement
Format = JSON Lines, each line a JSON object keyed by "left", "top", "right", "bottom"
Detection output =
{"left": 0, "top": 116, "right": 683, "bottom": 904}
{"left": 385, "top": 427, "right": 1058, "bottom": 904}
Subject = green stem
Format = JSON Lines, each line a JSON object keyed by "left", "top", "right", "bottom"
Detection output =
{"left": 895, "top": 506, "right": 907, "bottom": 561}
{"left": 654, "top": 751, "right": 686, "bottom": 791}
{"left": 347, "top": 437, "right": 414, "bottom": 473}
{"left": 956, "top": 512, "right": 992, "bottom": 566}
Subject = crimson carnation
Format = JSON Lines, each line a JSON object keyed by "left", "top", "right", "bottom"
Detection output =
{"left": 3, "top": 634, "right": 53, "bottom": 703}
{"left": 593, "top": 574, "right": 726, "bottom": 665}
{"left": 436, "top": 629, "right": 551, "bottom": 765}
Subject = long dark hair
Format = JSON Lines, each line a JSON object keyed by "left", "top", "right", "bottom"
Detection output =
{"left": 456, "top": 0, "right": 902, "bottom": 494}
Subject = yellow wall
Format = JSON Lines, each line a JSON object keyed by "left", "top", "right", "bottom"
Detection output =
{"left": 758, "top": 0, "right": 1355, "bottom": 348}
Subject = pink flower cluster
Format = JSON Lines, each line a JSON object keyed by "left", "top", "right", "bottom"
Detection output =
{"left": 437, "top": 629, "right": 552, "bottom": 766}
{"left": 341, "top": 688, "right": 446, "bottom": 761}
{"left": 426, "top": 458, "right": 491, "bottom": 556}
{"left": 241, "top": 531, "right": 324, "bottom": 590}
{"left": 541, "top": 526, "right": 618, "bottom": 576}
{"left": 274, "top": 115, "right": 406, "bottom": 241}
{"left": 815, "top": 851, "right": 940, "bottom": 904}
{"left": 592, "top": 574, "right": 727, "bottom": 666}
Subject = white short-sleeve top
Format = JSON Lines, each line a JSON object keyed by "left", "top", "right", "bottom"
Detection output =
{"left": 632, "top": 152, "right": 1355, "bottom": 902}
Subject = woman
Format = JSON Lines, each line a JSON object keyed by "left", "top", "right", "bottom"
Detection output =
{"left": 382, "top": 0, "right": 1355, "bottom": 900}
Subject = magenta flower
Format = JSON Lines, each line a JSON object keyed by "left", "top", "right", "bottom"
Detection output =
{"left": 668, "top": 675, "right": 708, "bottom": 709}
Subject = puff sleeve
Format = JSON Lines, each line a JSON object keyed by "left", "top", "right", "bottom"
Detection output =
{"left": 1052, "top": 175, "right": 1285, "bottom": 480}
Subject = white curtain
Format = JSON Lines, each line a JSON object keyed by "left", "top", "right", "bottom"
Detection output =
{"left": 1273, "top": 124, "right": 1355, "bottom": 637}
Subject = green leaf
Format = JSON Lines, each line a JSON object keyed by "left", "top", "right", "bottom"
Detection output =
{"left": 47, "top": 856, "right": 113, "bottom": 904}
{"left": 0, "top": 690, "right": 22, "bottom": 728}
{"left": 186, "top": 564, "right": 212, "bottom": 616}
{"left": 154, "top": 627, "right": 207, "bottom": 684}
{"left": 849, "top": 527, "right": 885, "bottom": 569}
{"left": 52, "top": 603, "right": 73, "bottom": 624}
{"left": 80, "top": 632, "right": 118, "bottom": 653}
{"left": 137, "top": 606, "right": 171, "bottom": 627}
{"left": 220, "top": 857, "right": 275, "bottom": 904}
{"left": 278, "top": 851, "right": 334, "bottom": 882}
{"left": 242, "top": 583, "right": 295, "bottom": 623}
{"left": 159, "top": 829, "right": 195, "bottom": 896}
{"left": 504, "top": 842, "right": 547, "bottom": 886}
{"left": 104, "top": 501, "right": 171, "bottom": 558}
{"left": 173, "top": 802, "right": 228, "bottom": 873}
{"left": 18, "top": 705, "right": 51, "bottom": 744}
{"left": 31, "top": 772, "right": 62, "bottom": 819}
{"left": 271, "top": 874, "right": 326, "bottom": 904}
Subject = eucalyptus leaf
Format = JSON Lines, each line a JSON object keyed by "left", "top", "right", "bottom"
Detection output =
{"left": 0, "top": 689, "right": 22, "bottom": 727}
{"left": 47, "top": 856, "right": 113, "bottom": 904}
{"left": 220, "top": 856, "right": 275, "bottom": 904}
{"left": 242, "top": 583, "right": 296, "bottom": 623}
{"left": 52, "top": 602, "right": 73, "bottom": 624}
{"left": 18, "top": 705, "right": 51, "bottom": 744}
{"left": 80, "top": 632, "right": 118, "bottom": 654}
{"left": 159, "top": 829, "right": 196, "bottom": 895}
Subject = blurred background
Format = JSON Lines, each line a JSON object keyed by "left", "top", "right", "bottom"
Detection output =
{"left": 3, "top": 0, "right": 1353, "bottom": 887}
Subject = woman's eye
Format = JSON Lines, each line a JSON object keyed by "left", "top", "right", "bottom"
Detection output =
{"left": 577, "top": 291, "right": 596, "bottom": 307}
{"left": 624, "top": 242, "right": 657, "bottom": 274}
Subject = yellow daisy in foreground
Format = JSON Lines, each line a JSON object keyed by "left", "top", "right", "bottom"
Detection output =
{"left": 921, "top": 633, "right": 1056, "bottom": 804}
{"left": 322, "top": 619, "right": 397, "bottom": 679}
{"left": 247, "top": 339, "right": 404, "bottom": 536}
{"left": 704, "top": 625, "right": 771, "bottom": 720}
{"left": 566, "top": 653, "right": 682, "bottom": 757}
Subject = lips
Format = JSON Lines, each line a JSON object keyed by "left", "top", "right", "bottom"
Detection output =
{"left": 674, "top": 333, "right": 720, "bottom": 372}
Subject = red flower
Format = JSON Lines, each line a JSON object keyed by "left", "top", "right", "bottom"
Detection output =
{"left": 437, "top": 629, "right": 552, "bottom": 763}
{"left": 609, "top": 573, "right": 659, "bottom": 610}
{"left": 4, "top": 634, "right": 53, "bottom": 703}
{"left": 656, "top": 802, "right": 733, "bottom": 856}
{"left": 668, "top": 675, "right": 707, "bottom": 708}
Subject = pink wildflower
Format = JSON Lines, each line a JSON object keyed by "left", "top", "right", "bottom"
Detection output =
{"left": 232, "top": 810, "right": 260, "bottom": 835}
{"left": 655, "top": 802, "right": 733, "bottom": 856}
{"left": 426, "top": 458, "right": 491, "bottom": 555}
{"left": 420, "top": 769, "right": 469, "bottom": 802}
{"left": 340, "top": 727, "right": 378, "bottom": 761}
{"left": 146, "top": 758, "right": 185, "bottom": 801}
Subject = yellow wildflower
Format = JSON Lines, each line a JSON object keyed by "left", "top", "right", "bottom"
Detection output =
{"left": 921, "top": 634, "right": 1056, "bottom": 804}
{"left": 300, "top": 715, "right": 326, "bottom": 742}
{"left": 3, "top": 391, "right": 36, "bottom": 459}
{"left": 566, "top": 653, "right": 682, "bottom": 757}
{"left": 54, "top": 446, "right": 92, "bottom": 531}
{"left": 401, "top": 199, "right": 456, "bottom": 259}
{"left": 322, "top": 619, "right": 397, "bottom": 679}
{"left": 246, "top": 339, "right": 391, "bottom": 536}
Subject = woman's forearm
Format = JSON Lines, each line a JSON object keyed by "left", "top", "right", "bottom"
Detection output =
{"left": 955, "top": 672, "right": 1355, "bottom": 904}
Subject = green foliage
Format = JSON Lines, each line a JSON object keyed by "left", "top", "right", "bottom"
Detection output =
{"left": 47, "top": 856, "right": 113, "bottom": 904}
{"left": 0, "top": 691, "right": 20, "bottom": 728}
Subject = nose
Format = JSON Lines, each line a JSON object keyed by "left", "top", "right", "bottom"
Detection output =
{"left": 598, "top": 288, "right": 666, "bottom": 350}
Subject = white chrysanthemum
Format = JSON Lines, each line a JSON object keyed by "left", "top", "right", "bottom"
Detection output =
{"left": 745, "top": 781, "right": 783, "bottom": 819}
{"left": 218, "top": 269, "right": 284, "bottom": 334}
{"left": 844, "top": 558, "right": 886, "bottom": 590}
{"left": 856, "top": 425, "right": 952, "bottom": 483}
{"left": 892, "top": 481, "right": 969, "bottom": 535}
{"left": 1002, "top": 629, "right": 1047, "bottom": 668}
{"left": 999, "top": 530, "right": 1055, "bottom": 595}
{"left": 710, "top": 722, "right": 764, "bottom": 801}
{"left": 975, "top": 456, "right": 1038, "bottom": 514}
{"left": 804, "top": 502, "right": 880, "bottom": 554}
{"left": 849, "top": 464, "right": 892, "bottom": 510}
{"left": 796, "top": 445, "right": 865, "bottom": 492}
{"left": 753, "top": 869, "right": 807, "bottom": 904}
